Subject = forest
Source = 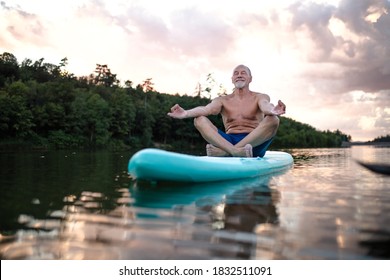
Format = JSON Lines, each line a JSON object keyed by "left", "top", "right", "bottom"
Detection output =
{"left": 0, "top": 52, "right": 352, "bottom": 152}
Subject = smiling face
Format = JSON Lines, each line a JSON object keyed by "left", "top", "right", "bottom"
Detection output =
{"left": 232, "top": 65, "right": 252, "bottom": 89}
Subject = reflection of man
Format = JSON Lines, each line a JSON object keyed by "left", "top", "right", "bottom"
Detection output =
{"left": 204, "top": 185, "right": 280, "bottom": 259}
{"left": 222, "top": 188, "right": 279, "bottom": 232}
{"left": 168, "top": 64, "right": 286, "bottom": 157}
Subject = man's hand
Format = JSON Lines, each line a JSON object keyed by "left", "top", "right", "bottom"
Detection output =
{"left": 270, "top": 100, "right": 286, "bottom": 116}
{"left": 167, "top": 104, "right": 188, "bottom": 119}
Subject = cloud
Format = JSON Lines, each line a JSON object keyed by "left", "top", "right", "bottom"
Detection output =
{"left": 119, "top": 5, "right": 236, "bottom": 60}
{"left": 288, "top": 0, "right": 390, "bottom": 93}
{"left": 77, "top": 1, "right": 236, "bottom": 58}
{"left": 169, "top": 8, "right": 235, "bottom": 57}
{"left": 289, "top": 1, "right": 337, "bottom": 60}
{"left": 60, "top": 0, "right": 237, "bottom": 88}
{"left": 0, "top": 1, "right": 48, "bottom": 48}
{"left": 286, "top": 0, "right": 390, "bottom": 139}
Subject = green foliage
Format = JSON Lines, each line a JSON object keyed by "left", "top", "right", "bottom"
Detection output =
{"left": 93, "top": 64, "right": 120, "bottom": 87}
{"left": 272, "top": 117, "right": 350, "bottom": 148}
{"left": 0, "top": 52, "right": 352, "bottom": 151}
{"left": 0, "top": 52, "right": 20, "bottom": 87}
{"left": 0, "top": 90, "right": 34, "bottom": 138}
{"left": 69, "top": 91, "right": 111, "bottom": 148}
{"left": 109, "top": 88, "right": 136, "bottom": 140}
{"left": 48, "top": 130, "right": 83, "bottom": 149}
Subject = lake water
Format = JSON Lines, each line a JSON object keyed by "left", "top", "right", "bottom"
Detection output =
{"left": 0, "top": 146, "right": 389, "bottom": 260}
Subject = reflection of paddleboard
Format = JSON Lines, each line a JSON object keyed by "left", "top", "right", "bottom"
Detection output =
{"left": 128, "top": 148, "right": 293, "bottom": 183}
{"left": 356, "top": 160, "right": 390, "bottom": 175}
{"left": 129, "top": 175, "right": 274, "bottom": 209}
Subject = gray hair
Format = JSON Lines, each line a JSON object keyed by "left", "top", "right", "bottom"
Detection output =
{"left": 233, "top": 64, "right": 252, "bottom": 77}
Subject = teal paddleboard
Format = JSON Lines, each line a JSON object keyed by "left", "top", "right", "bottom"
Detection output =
{"left": 128, "top": 148, "right": 293, "bottom": 182}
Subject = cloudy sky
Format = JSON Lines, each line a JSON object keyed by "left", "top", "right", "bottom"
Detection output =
{"left": 1, "top": 0, "right": 389, "bottom": 141}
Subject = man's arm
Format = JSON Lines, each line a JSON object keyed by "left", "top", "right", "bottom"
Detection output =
{"left": 258, "top": 95, "right": 286, "bottom": 116}
{"left": 168, "top": 98, "right": 223, "bottom": 119}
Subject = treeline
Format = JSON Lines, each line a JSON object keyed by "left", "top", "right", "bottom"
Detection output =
{"left": 369, "top": 135, "right": 390, "bottom": 143}
{"left": 0, "top": 52, "right": 351, "bottom": 151}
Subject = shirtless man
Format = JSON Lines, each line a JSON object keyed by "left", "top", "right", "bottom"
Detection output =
{"left": 167, "top": 64, "right": 286, "bottom": 157}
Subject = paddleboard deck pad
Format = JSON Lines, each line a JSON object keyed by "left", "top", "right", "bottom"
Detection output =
{"left": 128, "top": 148, "right": 293, "bottom": 183}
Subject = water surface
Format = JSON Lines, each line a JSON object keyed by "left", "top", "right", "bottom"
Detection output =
{"left": 0, "top": 147, "right": 389, "bottom": 259}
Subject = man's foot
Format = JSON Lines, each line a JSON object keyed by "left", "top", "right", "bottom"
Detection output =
{"left": 206, "top": 144, "right": 229, "bottom": 157}
{"left": 206, "top": 144, "right": 253, "bottom": 158}
{"left": 244, "top": 144, "right": 253, "bottom": 157}
{"left": 230, "top": 144, "right": 253, "bottom": 157}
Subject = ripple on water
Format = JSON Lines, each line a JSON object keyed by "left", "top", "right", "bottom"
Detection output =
{"left": 1, "top": 148, "right": 390, "bottom": 260}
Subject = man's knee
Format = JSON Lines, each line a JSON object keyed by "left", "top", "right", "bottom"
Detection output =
{"left": 264, "top": 115, "right": 280, "bottom": 132}
{"left": 193, "top": 116, "right": 209, "bottom": 129}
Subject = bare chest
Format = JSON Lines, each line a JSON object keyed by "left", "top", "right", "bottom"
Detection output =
{"left": 221, "top": 96, "right": 262, "bottom": 122}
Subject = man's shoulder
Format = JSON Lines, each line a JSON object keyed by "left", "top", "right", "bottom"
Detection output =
{"left": 215, "top": 93, "right": 234, "bottom": 102}
{"left": 250, "top": 91, "right": 267, "bottom": 96}
{"left": 251, "top": 91, "right": 270, "bottom": 100}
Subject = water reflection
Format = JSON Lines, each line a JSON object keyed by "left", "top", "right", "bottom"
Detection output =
{"left": 131, "top": 174, "right": 284, "bottom": 259}
{"left": 1, "top": 148, "right": 390, "bottom": 259}
{"left": 275, "top": 148, "right": 390, "bottom": 259}
{"left": 209, "top": 183, "right": 279, "bottom": 259}
{"left": 352, "top": 146, "right": 390, "bottom": 175}
{"left": 0, "top": 172, "right": 283, "bottom": 259}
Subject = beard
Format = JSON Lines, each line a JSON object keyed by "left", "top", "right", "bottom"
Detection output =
{"left": 234, "top": 81, "right": 246, "bottom": 89}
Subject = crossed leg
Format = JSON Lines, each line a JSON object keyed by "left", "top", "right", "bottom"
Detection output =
{"left": 194, "top": 115, "right": 280, "bottom": 157}
{"left": 206, "top": 143, "right": 253, "bottom": 157}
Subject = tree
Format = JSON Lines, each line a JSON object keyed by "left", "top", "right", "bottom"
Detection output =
{"left": 195, "top": 73, "right": 226, "bottom": 99}
{"left": 0, "top": 52, "right": 20, "bottom": 87}
{"left": 108, "top": 88, "right": 136, "bottom": 140}
{"left": 93, "top": 64, "right": 119, "bottom": 87}
{"left": 0, "top": 91, "right": 34, "bottom": 138}
{"left": 141, "top": 78, "right": 154, "bottom": 92}
{"left": 19, "top": 58, "right": 54, "bottom": 83}
{"left": 124, "top": 80, "right": 133, "bottom": 89}
{"left": 0, "top": 52, "right": 353, "bottom": 151}
{"left": 69, "top": 91, "right": 111, "bottom": 148}
{"left": 141, "top": 78, "right": 155, "bottom": 108}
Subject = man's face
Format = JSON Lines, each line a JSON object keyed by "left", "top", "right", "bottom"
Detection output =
{"left": 232, "top": 66, "right": 252, "bottom": 89}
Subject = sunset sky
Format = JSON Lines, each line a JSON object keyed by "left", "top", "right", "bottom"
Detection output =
{"left": 1, "top": 0, "right": 389, "bottom": 141}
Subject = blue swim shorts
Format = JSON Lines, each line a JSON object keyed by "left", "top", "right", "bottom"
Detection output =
{"left": 218, "top": 129, "right": 273, "bottom": 158}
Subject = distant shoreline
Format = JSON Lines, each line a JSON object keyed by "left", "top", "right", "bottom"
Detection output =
{"left": 342, "top": 141, "right": 390, "bottom": 147}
